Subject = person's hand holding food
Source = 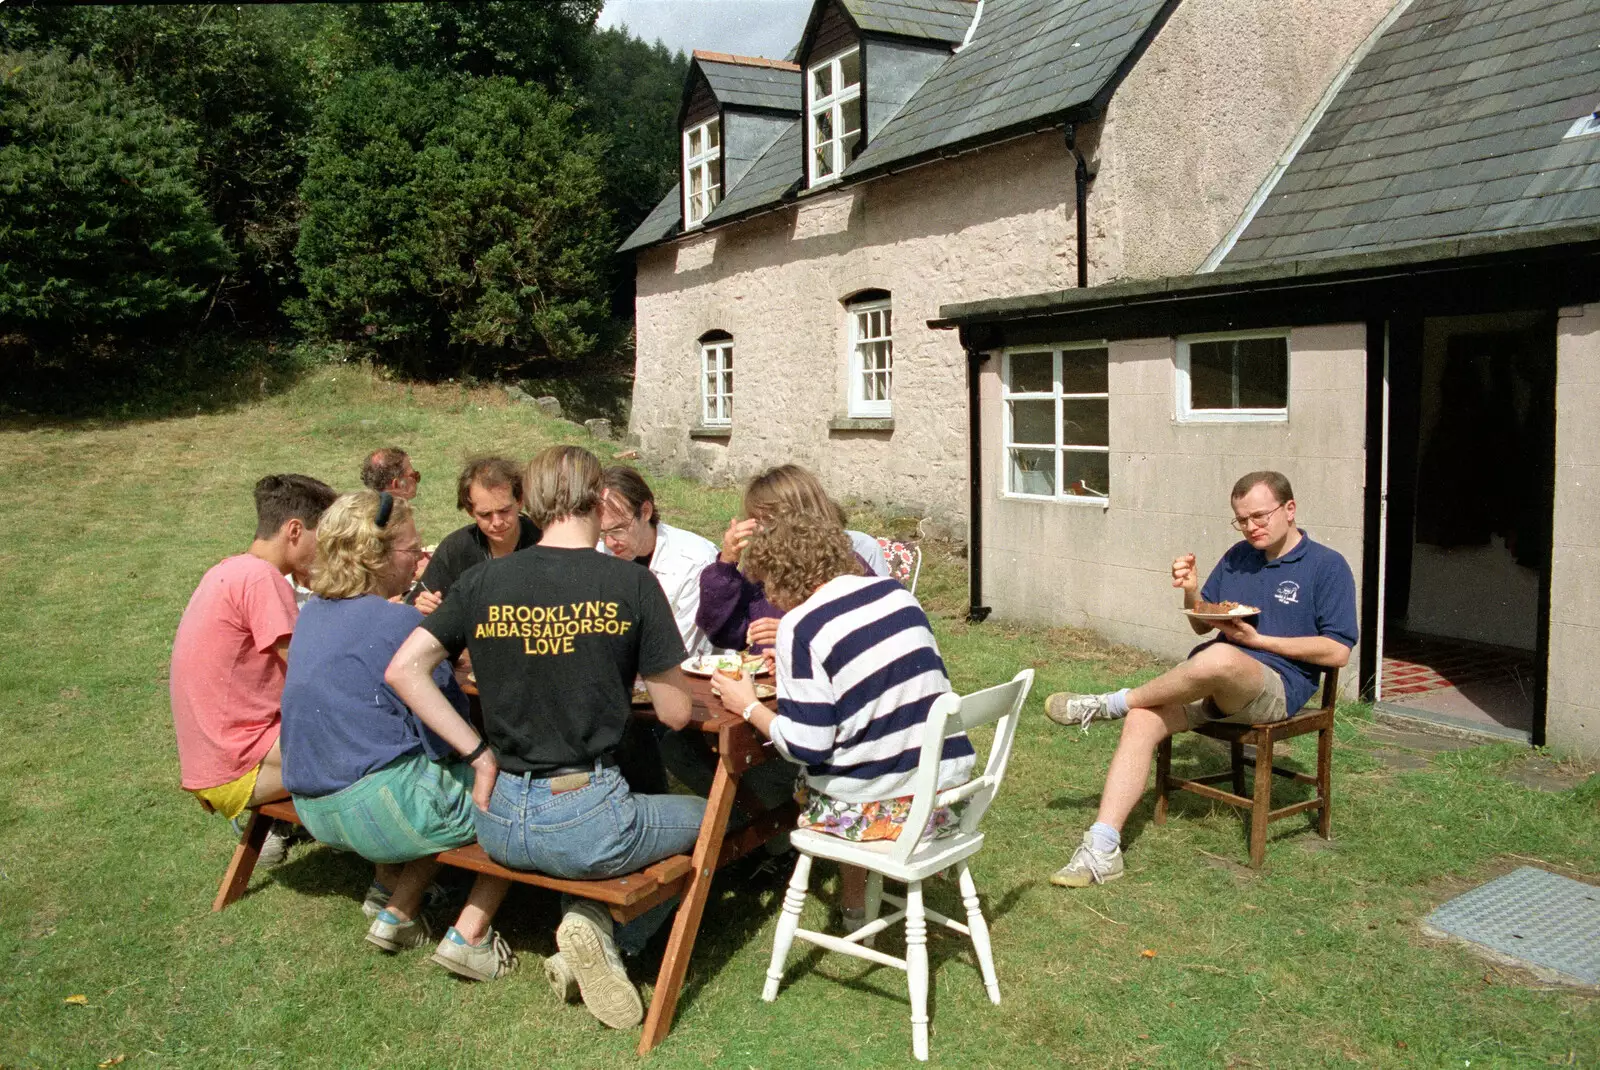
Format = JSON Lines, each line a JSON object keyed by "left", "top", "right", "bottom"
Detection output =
{"left": 720, "top": 517, "right": 760, "bottom": 565}
{"left": 1171, "top": 552, "right": 1198, "bottom": 595}
{"left": 746, "top": 616, "right": 781, "bottom": 649}
{"left": 710, "top": 663, "right": 758, "bottom": 715}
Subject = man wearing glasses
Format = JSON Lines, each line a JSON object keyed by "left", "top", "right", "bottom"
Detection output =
{"left": 1044, "top": 470, "right": 1356, "bottom": 888}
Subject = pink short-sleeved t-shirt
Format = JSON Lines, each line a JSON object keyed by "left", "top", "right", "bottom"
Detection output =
{"left": 170, "top": 553, "right": 298, "bottom": 789}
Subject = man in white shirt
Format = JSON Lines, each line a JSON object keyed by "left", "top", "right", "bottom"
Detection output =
{"left": 597, "top": 466, "right": 721, "bottom": 656}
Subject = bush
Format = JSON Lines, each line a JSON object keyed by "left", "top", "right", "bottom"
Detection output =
{"left": 294, "top": 68, "right": 613, "bottom": 376}
{"left": 0, "top": 50, "right": 231, "bottom": 363}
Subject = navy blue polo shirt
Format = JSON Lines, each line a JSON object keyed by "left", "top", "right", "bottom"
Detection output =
{"left": 1193, "top": 531, "right": 1357, "bottom": 715}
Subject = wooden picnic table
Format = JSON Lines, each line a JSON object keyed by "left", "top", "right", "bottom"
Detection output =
{"left": 216, "top": 667, "right": 794, "bottom": 1057}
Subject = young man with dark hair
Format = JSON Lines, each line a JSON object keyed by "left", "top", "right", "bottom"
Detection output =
{"left": 1044, "top": 470, "right": 1357, "bottom": 888}
{"left": 171, "top": 473, "right": 337, "bottom": 865}
{"left": 412, "top": 456, "right": 540, "bottom": 615}
{"left": 598, "top": 465, "right": 719, "bottom": 655}
{"left": 387, "top": 445, "right": 703, "bottom": 1030}
{"left": 360, "top": 447, "right": 420, "bottom": 500}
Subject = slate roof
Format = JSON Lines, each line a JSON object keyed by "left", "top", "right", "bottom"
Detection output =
{"left": 1222, "top": 0, "right": 1600, "bottom": 268}
{"left": 842, "top": 0, "right": 976, "bottom": 45}
{"left": 620, "top": 0, "right": 1172, "bottom": 253}
{"left": 694, "top": 52, "right": 803, "bottom": 114}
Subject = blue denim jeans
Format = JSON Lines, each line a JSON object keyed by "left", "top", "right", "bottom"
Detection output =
{"left": 473, "top": 761, "right": 707, "bottom": 954}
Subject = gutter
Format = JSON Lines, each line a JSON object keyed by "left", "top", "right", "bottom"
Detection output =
{"left": 1064, "top": 123, "right": 1090, "bottom": 287}
{"left": 964, "top": 342, "right": 992, "bottom": 623}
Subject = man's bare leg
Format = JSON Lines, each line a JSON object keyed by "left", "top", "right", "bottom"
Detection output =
{"left": 450, "top": 875, "right": 511, "bottom": 944}
{"left": 378, "top": 857, "right": 442, "bottom": 923}
{"left": 1124, "top": 643, "right": 1269, "bottom": 717}
{"left": 1093, "top": 703, "right": 1190, "bottom": 832}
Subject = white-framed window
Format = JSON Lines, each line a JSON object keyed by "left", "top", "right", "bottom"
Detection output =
{"left": 700, "top": 336, "right": 733, "bottom": 425}
{"left": 683, "top": 117, "right": 722, "bottom": 226}
{"left": 807, "top": 47, "right": 861, "bottom": 186}
{"left": 1001, "top": 344, "right": 1110, "bottom": 502}
{"left": 847, "top": 298, "right": 892, "bottom": 417}
{"left": 1176, "top": 330, "right": 1289, "bottom": 422}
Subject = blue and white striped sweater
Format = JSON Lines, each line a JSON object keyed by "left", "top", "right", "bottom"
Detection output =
{"left": 769, "top": 575, "right": 975, "bottom": 804}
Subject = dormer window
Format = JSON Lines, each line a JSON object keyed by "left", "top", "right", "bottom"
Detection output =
{"left": 684, "top": 117, "right": 722, "bottom": 226}
{"left": 807, "top": 47, "right": 861, "bottom": 186}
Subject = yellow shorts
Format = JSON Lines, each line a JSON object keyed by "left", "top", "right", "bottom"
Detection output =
{"left": 189, "top": 764, "right": 262, "bottom": 822}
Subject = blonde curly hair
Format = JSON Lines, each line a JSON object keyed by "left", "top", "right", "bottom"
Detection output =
{"left": 741, "top": 511, "right": 861, "bottom": 611}
{"left": 309, "top": 491, "right": 412, "bottom": 600}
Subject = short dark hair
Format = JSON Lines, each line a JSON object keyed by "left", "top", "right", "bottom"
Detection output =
{"left": 456, "top": 456, "right": 523, "bottom": 512}
{"left": 1231, "top": 470, "right": 1295, "bottom": 505}
{"left": 360, "top": 447, "right": 409, "bottom": 492}
{"left": 254, "top": 474, "right": 338, "bottom": 539}
{"left": 602, "top": 466, "right": 658, "bottom": 527}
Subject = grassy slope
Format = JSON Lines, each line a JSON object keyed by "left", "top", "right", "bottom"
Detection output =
{"left": 0, "top": 367, "right": 1594, "bottom": 1069}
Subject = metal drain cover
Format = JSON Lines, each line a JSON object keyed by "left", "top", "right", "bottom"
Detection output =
{"left": 1425, "top": 866, "right": 1599, "bottom": 984}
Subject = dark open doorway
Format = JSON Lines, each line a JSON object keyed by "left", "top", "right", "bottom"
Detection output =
{"left": 1379, "top": 311, "right": 1555, "bottom": 740}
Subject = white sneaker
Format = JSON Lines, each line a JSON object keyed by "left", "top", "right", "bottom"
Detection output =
{"left": 543, "top": 951, "right": 580, "bottom": 1003}
{"left": 365, "top": 911, "right": 433, "bottom": 952}
{"left": 557, "top": 901, "right": 644, "bottom": 1029}
{"left": 1049, "top": 832, "right": 1125, "bottom": 887}
{"left": 258, "top": 821, "right": 294, "bottom": 868}
{"left": 1044, "top": 692, "right": 1124, "bottom": 732}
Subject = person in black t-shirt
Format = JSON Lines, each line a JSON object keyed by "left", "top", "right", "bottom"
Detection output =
{"left": 411, "top": 455, "right": 541, "bottom": 615}
{"left": 387, "top": 445, "right": 704, "bottom": 1031}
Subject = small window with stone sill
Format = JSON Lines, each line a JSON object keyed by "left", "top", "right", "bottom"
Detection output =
{"left": 700, "top": 332, "right": 733, "bottom": 427}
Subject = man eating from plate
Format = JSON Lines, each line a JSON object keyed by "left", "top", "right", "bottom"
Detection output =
{"left": 1042, "top": 470, "right": 1356, "bottom": 889}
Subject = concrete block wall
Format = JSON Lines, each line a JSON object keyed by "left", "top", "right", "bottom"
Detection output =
{"left": 979, "top": 323, "right": 1368, "bottom": 695}
{"left": 1548, "top": 304, "right": 1600, "bottom": 756}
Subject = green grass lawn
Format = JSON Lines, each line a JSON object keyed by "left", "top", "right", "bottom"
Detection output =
{"left": 1, "top": 365, "right": 1595, "bottom": 1069}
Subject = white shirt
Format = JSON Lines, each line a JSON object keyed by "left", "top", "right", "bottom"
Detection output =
{"left": 848, "top": 529, "right": 890, "bottom": 577}
{"left": 599, "top": 521, "right": 722, "bottom": 656}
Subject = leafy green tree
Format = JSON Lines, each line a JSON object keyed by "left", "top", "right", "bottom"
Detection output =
{"left": 0, "top": 50, "right": 231, "bottom": 360}
{"left": 582, "top": 28, "right": 688, "bottom": 248}
{"left": 294, "top": 68, "right": 612, "bottom": 375}
{"left": 0, "top": 5, "right": 316, "bottom": 323}
{"left": 315, "top": 1, "right": 601, "bottom": 89}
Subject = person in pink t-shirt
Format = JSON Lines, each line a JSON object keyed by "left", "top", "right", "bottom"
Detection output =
{"left": 171, "top": 474, "right": 337, "bottom": 856}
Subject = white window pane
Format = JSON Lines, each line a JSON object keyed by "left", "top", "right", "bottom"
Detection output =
{"left": 1061, "top": 399, "right": 1108, "bottom": 447}
{"left": 706, "top": 120, "right": 719, "bottom": 149}
{"left": 841, "top": 96, "right": 861, "bottom": 138}
{"left": 814, "top": 109, "right": 833, "bottom": 144}
{"left": 1008, "top": 351, "right": 1054, "bottom": 393}
{"left": 881, "top": 308, "right": 891, "bottom": 337}
{"left": 1061, "top": 347, "right": 1109, "bottom": 393}
{"left": 1010, "top": 449, "right": 1056, "bottom": 496}
{"left": 687, "top": 128, "right": 701, "bottom": 157}
{"left": 813, "top": 64, "right": 832, "bottom": 99}
{"left": 1010, "top": 399, "right": 1055, "bottom": 444}
{"left": 840, "top": 49, "right": 861, "bottom": 89}
{"left": 1063, "top": 451, "right": 1110, "bottom": 498}
{"left": 689, "top": 167, "right": 703, "bottom": 195}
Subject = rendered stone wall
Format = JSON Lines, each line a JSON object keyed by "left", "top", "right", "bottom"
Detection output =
{"left": 1095, "top": 0, "right": 1396, "bottom": 280}
{"left": 631, "top": 131, "right": 1084, "bottom": 520}
{"left": 1548, "top": 305, "right": 1600, "bottom": 756}
{"left": 979, "top": 323, "right": 1368, "bottom": 696}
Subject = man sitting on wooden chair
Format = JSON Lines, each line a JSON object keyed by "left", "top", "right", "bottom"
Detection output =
{"left": 1042, "top": 471, "right": 1356, "bottom": 887}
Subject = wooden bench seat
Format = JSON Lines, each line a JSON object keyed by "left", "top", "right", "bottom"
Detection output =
{"left": 215, "top": 797, "right": 796, "bottom": 924}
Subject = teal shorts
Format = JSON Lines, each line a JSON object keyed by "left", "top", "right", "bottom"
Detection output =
{"left": 293, "top": 752, "right": 476, "bottom": 864}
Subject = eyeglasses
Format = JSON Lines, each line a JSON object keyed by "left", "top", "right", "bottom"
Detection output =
{"left": 600, "top": 523, "right": 633, "bottom": 540}
{"left": 1230, "top": 503, "right": 1285, "bottom": 532}
{"left": 406, "top": 469, "right": 421, "bottom": 484}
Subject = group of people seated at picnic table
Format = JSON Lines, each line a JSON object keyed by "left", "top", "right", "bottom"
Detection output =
{"left": 169, "top": 441, "right": 1355, "bottom": 1032}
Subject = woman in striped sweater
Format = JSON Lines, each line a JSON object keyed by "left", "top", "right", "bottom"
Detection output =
{"left": 711, "top": 513, "right": 974, "bottom": 923}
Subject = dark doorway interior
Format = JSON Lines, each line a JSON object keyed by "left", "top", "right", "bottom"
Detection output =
{"left": 1381, "top": 311, "right": 1555, "bottom": 737}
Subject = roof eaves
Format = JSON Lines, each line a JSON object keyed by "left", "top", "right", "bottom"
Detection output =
{"left": 931, "top": 221, "right": 1600, "bottom": 326}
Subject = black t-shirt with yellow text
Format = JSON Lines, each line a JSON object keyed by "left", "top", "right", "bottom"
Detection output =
{"left": 421, "top": 545, "right": 686, "bottom": 774}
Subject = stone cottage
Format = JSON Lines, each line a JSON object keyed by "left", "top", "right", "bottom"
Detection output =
{"left": 619, "top": 0, "right": 1398, "bottom": 523}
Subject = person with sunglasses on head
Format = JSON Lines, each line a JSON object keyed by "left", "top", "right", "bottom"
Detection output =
{"left": 410, "top": 456, "right": 541, "bottom": 616}
{"left": 1042, "top": 470, "right": 1356, "bottom": 889}
{"left": 279, "top": 491, "right": 515, "bottom": 979}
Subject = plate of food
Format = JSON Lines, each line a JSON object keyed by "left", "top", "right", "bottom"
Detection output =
{"left": 680, "top": 653, "right": 770, "bottom": 678}
{"left": 1184, "top": 600, "right": 1261, "bottom": 622}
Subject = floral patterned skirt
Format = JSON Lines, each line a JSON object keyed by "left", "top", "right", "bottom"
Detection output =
{"left": 795, "top": 781, "right": 963, "bottom": 843}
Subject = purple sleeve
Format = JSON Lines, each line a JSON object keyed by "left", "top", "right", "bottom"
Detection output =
{"left": 697, "top": 559, "right": 758, "bottom": 650}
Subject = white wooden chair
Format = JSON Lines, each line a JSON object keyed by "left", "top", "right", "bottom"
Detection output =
{"left": 761, "top": 669, "right": 1034, "bottom": 1061}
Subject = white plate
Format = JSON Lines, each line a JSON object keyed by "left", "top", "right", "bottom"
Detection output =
{"left": 681, "top": 654, "right": 769, "bottom": 677}
{"left": 1184, "top": 605, "right": 1261, "bottom": 622}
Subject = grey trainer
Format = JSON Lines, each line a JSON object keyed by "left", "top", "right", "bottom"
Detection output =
{"left": 1049, "top": 832, "right": 1125, "bottom": 887}
{"left": 257, "top": 821, "right": 294, "bottom": 868}
{"left": 1044, "top": 691, "right": 1123, "bottom": 732}
{"left": 431, "top": 927, "right": 518, "bottom": 981}
{"left": 557, "top": 901, "right": 644, "bottom": 1029}
{"left": 543, "top": 951, "right": 580, "bottom": 1003}
{"left": 365, "top": 911, "right": 432, "bottom": 952}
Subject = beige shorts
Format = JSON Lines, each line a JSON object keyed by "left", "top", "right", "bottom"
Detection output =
{"left": 1183, "top": 665, "right": 1289, "bottom": 732}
